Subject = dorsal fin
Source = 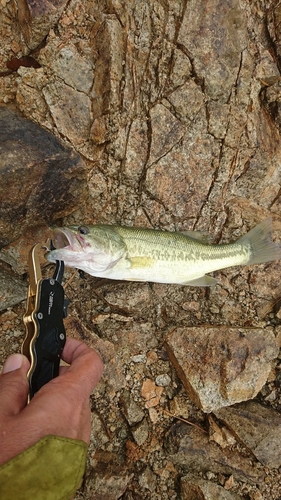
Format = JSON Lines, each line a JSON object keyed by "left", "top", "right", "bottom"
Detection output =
{"left": 180, "top": 229, "right": 210, "bottom": 243}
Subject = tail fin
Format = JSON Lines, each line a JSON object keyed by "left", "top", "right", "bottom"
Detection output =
{"left": 238, "top": 218, "right": 281, "bottom": 265}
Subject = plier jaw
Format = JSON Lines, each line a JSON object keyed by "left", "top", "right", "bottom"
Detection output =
{"left": 22, "top": 243, "right": 67, "bottom": 401}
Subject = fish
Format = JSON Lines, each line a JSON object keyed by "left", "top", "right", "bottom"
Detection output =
{"left": 46, "top": 218, "right": 281, "bottom": 286}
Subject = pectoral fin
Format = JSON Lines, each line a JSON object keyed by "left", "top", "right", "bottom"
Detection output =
{"left": 182, "top": 275, "right": 218, "bottom": 286}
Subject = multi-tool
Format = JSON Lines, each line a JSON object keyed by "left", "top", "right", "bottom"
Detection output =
{"left": 22, "top": 243, "right": 68, "bottom": 400}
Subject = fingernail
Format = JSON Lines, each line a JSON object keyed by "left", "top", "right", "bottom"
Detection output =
{"left": 2, "top": 354, "right": 25, "bottom": 374}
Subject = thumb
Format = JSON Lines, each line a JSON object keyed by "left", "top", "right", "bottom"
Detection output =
{"left": 2, "top": 353, "right": 29, "bottom": 374}
{"left": 0, "top": 354, "right": 30, "bottom": 416}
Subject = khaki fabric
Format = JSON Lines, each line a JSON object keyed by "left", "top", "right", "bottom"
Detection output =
{"left": 0, "top": 435, "right": 88, "bottom": 500}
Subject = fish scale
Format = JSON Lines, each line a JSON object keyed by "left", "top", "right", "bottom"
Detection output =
{"left": 115, "top": 226, "right": 250, "bottom": 269}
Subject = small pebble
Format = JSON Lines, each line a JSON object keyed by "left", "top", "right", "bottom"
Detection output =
{"left": 155, "top": 374, "right": 171, "bottom": 387}
{"left": 131, "top": 354, "right": 147, "bottom": 363}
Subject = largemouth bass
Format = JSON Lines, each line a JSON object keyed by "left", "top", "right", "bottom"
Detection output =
{"left": 46, "top": 218, "right": 281, "bottom": 286}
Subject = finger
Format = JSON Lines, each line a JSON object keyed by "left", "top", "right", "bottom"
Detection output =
{"left": 58, "top": 365, "right": 68, "bottom": 375}
{"left": 0, "top": 354, "right": 30, "bottom": 417}
{"left": 60, "top": 338, "right": 104, "bottom": 397}
{"left": 15, "top": 341, "right": 103, "bottom": 445}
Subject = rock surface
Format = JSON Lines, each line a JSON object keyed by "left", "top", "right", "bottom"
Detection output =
{"left": 180, "top": 475, "right": 243, "bottom": 500}
{"left": 0, "top": 106, "right": 87, "bottom": 248}
{"left": 165, "top": 326, "right": 278, "bottom": 412}
{"left": 0, "top": 266, "right": 27, "bottom": 311}
{"left": 119, "top": 389, "right": 145, "bottom": 426}
{"left": 0, "top": 0, "right": 69, "bottom": 74}
{"left": 165, "top": 423, "right": 262, "bottom": 484}
{"left": 214, "top": 401, "right": 281, "bottom": 469}
{"left": 1, "top": 0, "right": 281, "bottom": 499}
{"left": 83, "top": 461, "right": 133, "bottom": 500}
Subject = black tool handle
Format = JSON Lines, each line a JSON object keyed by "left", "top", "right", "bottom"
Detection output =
{"left": 29, "top": 278, "right": 66, "bottom": 399}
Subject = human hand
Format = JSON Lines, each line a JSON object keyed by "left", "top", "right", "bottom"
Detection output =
{"left": 0, "top": 338, "right": 104, "bottom": 466}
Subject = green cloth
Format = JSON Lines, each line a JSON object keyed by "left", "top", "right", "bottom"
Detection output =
{"left": 0, "top": 435, "right": 88, "bottom": 500}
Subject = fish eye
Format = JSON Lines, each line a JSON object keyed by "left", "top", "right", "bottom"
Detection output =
{"left": 78, "top": 226, "right": 89, "bottom": 235}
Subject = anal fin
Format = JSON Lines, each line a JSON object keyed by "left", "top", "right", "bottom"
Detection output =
{"left": 182, "top": 275, "right": 218, "bottom": 286}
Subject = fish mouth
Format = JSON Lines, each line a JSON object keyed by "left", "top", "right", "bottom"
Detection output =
{"left": 52, "top": 228, "right": 84, "bottom": 251}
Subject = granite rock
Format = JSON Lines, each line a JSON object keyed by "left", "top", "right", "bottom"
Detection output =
{"left": 214, "top": 401, "right": 281, "bottom": 469}
{"left": 165, "top": 326, "right": 278, "bottom": 412}
{"left": 0, "top": 266, "right": 27, "bottom": 311}
{"left": 180, "top": 475, "right": 243, "bottom": 500}
{"left": 0, "top": 106, "right": 87, "bottom": 248}
{"left": 119, "top": 389, "right": 145, "bottom": 426}
{"left": 165, "top": 423, "right": 262, "bottom": 484}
